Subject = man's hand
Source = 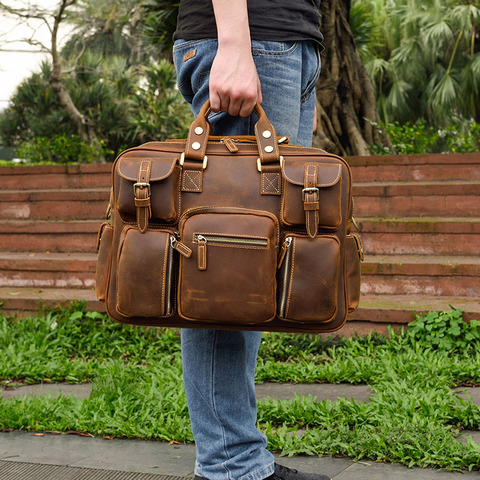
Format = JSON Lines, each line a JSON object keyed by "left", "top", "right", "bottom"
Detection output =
{"left": 210, "top": 0, "right": 262, "bottom": 117}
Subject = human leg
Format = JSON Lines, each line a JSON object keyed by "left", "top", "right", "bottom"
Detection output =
{"left": 182, "top": 329, "right": 273, "bottom": 480}
{"left": 173, "top": 38, "right": 325, "bottom": 480}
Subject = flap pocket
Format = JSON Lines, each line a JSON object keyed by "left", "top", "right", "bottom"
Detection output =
{"left": 115, "top": 155, "right": 180, "bottom": 223}
{"left": 281, "top": 159, "right": 342, "bottom": 231}
{"left": 177, "top": 208, "right": 279, "bottom": 324}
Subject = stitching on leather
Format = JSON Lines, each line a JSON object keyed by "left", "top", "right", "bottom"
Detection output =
{"left": 262, "top": 172, "right": 281, "bottom": 195}
{"left": 182, "top": 170, "right": 202, "bottom": 191}
{"left": 286, "top": 238, "right": 296, "bottom": 317}
{"left": 161, "top": 233, "right": 168, "bottom": 314}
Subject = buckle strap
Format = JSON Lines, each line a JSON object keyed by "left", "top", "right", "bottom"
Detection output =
{"left": 134, "top": 160, "right": 152, "bottom": 233}
{"left": 303, "top": 165, "right": 319, "bottom": 239}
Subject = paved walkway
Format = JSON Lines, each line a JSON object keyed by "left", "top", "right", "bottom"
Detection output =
{"left": 1, "top": 383, "right": 479, "bottom": 480}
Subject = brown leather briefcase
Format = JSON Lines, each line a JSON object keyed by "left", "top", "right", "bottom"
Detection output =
{"left": 95, "top": 101, "right": 363, "bottom": 333}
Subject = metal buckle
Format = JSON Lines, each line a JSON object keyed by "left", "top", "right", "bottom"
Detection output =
{"left": 257, "top": 156, "right": 284, "bottom": 172}
{"left": 302, "top": 187, "right": 319, "bottom": 201}
{"left": 133, "top": 182, "right": 151, "bottom": 196}
{"left": 180, "top": 152, "right": 208, "bottom": 169}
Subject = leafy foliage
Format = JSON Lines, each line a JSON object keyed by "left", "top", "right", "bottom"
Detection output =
{"left": 369, "top": 120, "right": 480, "bottom": 154}
{"left": 16, "top": 134, "right": 113, "bottom": 164}
{"left": 405, "top": 308, "right": 480, "bottom": 353}
{"left": 1, "top": 303, "right": 480, "bottom": 470}
{"left": 350, "top": 0, "right": 480, "bottom": 127}
{"left": 0, "top": 0, "right": 191, "bottom": 162}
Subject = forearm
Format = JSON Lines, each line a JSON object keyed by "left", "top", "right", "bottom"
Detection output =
{"left": 212, "top": 0, "right": 251, "bottom": 51}
{"left": 209, "top": 0, "right": 261, "bottom": 116}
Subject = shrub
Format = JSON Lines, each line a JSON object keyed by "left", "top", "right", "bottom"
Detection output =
{"left": 16, "top": 134, "right": 113, "bottom": 164}
{"left": 404, "top": 307, "right": 480, "bottom": 353}
{"left": 370, "top": 121, "right": 480, "bottom": 155}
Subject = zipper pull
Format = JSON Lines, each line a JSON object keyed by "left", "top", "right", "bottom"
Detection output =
{"left": 277, "top": 237, "right": 292, "bottom": 269}
{"left": 222, "top": 137, "right": 239, "bottom": 153}
{"left": 170, "top": 236, "right": 192, "bottom": 258}
{"left": 196, "top": 235, "right": 207, "bottom": 270}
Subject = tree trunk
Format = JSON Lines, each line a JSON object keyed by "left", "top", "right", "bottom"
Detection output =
{"left": 49, "top": 0, "right": 100, "bottom": 148}
{"left": 314, "top": 0, "right": 390, "bottom": 156}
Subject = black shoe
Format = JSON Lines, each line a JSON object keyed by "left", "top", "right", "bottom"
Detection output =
{"left": 194, "top": 463, "right": 331, "bottom": 480}
{"left": 266, "top": 463, "right": 331, "bottom": 480}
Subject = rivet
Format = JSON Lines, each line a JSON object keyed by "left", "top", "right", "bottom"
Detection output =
{"left": 194, "top": 126, "right": 204, "bottom": 135}
{"left": 192, "top": 142, "right": 201, "bottom": 150}
{"left": 262, "top": 130, "right": 272, "bottom": 139}
{"left": 264, "top": 145, "right": 274, "bottom": 153}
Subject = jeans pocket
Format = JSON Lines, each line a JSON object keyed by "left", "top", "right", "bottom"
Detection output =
{"left": 251, "top": 40, "right": 298, "bottom": 57}
{"left": 173, "top": 39, "right": 217, "bottom": 103}
{"left": 301, "top": 45, "right": 322, "bottom": 102}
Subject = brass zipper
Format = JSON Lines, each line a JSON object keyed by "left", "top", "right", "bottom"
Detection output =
{"left": 194, "top": 234, "right": 268, "bottom": 271}
{"left": 278, "top": 236, "right": 293, "bottom": 317}
{"left": 194, "top": 234, "right": 268, "bottom": 247}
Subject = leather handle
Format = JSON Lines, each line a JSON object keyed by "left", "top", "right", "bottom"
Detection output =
{"left": 183, "top": 100, "right": 281, "bottom": 166}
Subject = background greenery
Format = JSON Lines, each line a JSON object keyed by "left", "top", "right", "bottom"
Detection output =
{"left": 0, "top": 0, "right": 478, "bottom": 162}
{"left": 1, "top": 303, "right": 479, "bottom": 471}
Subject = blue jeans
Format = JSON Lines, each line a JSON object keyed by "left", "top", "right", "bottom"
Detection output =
{"left": 173, "top": 39, "right": 320, "bottom": 480}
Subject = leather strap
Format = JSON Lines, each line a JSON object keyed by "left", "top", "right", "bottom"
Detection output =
{"left": 181, "top": 159, "right": 204, "bottom": 193}
{"left": 260, "top": 163, "right": 282, "bottom": 196}
{"left": 303, "top": 164, "right": 319, "bottom": 239}
{"left": 134, "top": 160, "right": 152, "bottom": 233}
{"left": 254, "top": 109, "right": 280, "bottom": 166}
{"left": 182, "top": 100, "right": 281, "bottom": 170}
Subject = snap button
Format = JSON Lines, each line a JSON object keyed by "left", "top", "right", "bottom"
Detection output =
{"left": 194, "top": 126, "right": 204, "bottom": 135}
{"left": 192, "top": 142, "right": 201, "bottom": 150}
{"left": 264, "top": 145, "right": 274, "bottom": 153}
{"left": 262, "top": 130, "right": 272, "bottom": 139}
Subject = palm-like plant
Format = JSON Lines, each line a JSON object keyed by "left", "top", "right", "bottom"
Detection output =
{"left": 351, "top": 0, "right": 480, "bottom": 127}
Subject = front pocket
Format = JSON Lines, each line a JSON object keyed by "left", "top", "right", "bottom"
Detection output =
{"left": 177, "top": 208, "right": 279, "bottom": 324}
{"left": 277, "top": 234, "right": 340, "bottom": 323}
{"left": 116, "top": 227, "right": 175, "bottom": 318}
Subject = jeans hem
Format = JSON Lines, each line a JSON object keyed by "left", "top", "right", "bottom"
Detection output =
{"left": 238, "top": 462, "right": 275, "bottom": 480}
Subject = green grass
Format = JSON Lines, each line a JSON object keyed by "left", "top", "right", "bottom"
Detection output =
{"left": 1, "top": 302, "right": 479, "bottom": 471}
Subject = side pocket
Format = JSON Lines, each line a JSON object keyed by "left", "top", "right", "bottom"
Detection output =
{"left": 277, "top": 234, "right": 340, "bottom": 323}
{"left": 95, "top": 222, "right": 114, "bottom": 302}
{"left": 345, "top": 233, "right": 364, "bottom": 313}
{"left": 116, "top": 227, "right": 176, "bottom": 318}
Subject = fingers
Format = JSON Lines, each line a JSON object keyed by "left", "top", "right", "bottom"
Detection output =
{"left": 208, "top": 47, "right": 262, "bottom": 118}
{"left": 210, "top": 86, "right": 257, "bottom": 118}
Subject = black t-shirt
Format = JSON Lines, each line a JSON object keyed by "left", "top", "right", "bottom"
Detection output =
{"left": 173, "top": 0, "right": 323, "bottom": 47}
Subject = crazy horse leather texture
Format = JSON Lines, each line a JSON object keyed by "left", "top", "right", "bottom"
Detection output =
{"left": 95, "top": 101, "right": 363, "bottom": 333}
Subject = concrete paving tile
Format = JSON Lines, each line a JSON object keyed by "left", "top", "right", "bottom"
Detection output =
{"left": 0, "top": 431, "right": 196, "bottom": 476}
{"left": 69, "top": 438, "right": 196, "bottom": 476}
{"left": 332, "top": 462, "right": 479, "bottom": 479}
{"left": 255, "top": 383, "right": 374, "bottom": 402}
{"left": 0, "top": 431, "right": 99, "bottom": 466}
{"left": 457, "top": 430, "right": 480, "bottom": 445}
{"left": 1, "top": 383, "right": 92, "bottom": 400}
{"left": 2, "top": 382, "right": 374, "bottom": 404}
{"left": 275, "top": 455, "right": 353, "bottom": 478}
{"left": 455, "top": 387, "right": 480, "bottom": 405}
